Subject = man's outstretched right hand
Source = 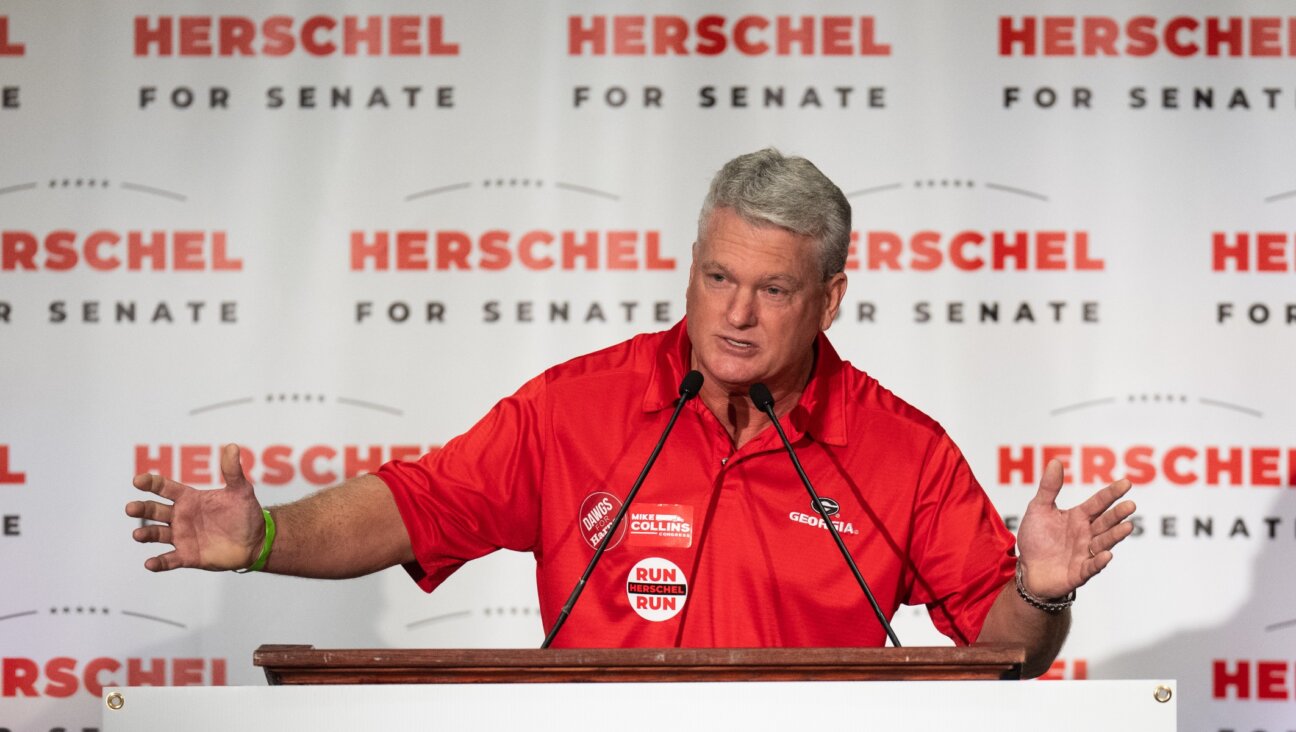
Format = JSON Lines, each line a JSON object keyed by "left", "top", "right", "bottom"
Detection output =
{"left": 126, "top": 443, "right": 265, "bottom": 572}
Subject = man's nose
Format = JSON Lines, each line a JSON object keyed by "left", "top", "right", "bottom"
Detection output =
{"left": 726, "top": 288, "right": 758, "bottom": 328}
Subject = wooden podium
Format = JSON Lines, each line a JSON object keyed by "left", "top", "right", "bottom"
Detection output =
{"left": 104, "top": 645, "right": 1178, "bottom": 730}
{"left": 252, "top": 644, "right": 1026, "bottom": 684}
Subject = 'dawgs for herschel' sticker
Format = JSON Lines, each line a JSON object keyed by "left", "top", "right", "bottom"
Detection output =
{"left": 625, "top": 557, "right": 688, "bottom": 622}
{"left": 579, "top": 491, "right": 627, "bottom": 550}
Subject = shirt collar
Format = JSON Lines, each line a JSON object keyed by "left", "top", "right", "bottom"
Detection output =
{"left": 643, "top": 319, "right": 850, "bottom": 447}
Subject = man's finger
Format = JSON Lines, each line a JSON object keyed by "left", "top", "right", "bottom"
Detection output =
{"left": 1079, "top": 478, "right": 1133, "bottom": 519}
{"left": 1031, "top": 459, "right": 1066, "bottom": 508}
{"left": 220, "top": 443, "right": 252, "bottom": 492}
{"left": 132, "top": 473, "right": 187, "bottom": 502}
{"left": 132, "top": 524, "right": 173, "bottom": 545}
{"left": 125, "top": 500, "right": 173, "bottom": 524}
{"left": 1089, "top": 499, "right": 1136, "bottom": 535}
{"left": 1084, "top": 549, "right": 1114, "bottom": 579}
{"left": 144, "top": 551, "right": 181, "bottom": 572}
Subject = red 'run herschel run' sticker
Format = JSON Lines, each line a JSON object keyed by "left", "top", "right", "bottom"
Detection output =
{"left": 626, "top": 503, "right": 693, "bottom": 548}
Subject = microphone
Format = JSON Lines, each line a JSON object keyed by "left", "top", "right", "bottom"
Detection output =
{"left": 749, "top": 382, "right": 903, "bottom": 647}
{"left": 541, "top": 370, "right": 704, "bottom": 648}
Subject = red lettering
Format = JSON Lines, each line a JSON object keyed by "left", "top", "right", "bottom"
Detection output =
{"left": 172, "top": 658, "right": 204, "bottom": 687}
{"left": 821, "top": 17, "right": 851, "bottom": 56}
{"left": 1124, "top": 446, "right": 1156, "bottom": 485}
{"left": 866, "top": 231, "right": 902, "bottom": 270}
{"left": 993, "top": 231, "right": 1029, "bottom": 270}
{"left": 425, "top": 17, "right": 458, "bottom": 55}
{"left": 1165, "top": 16, "right": 1199, "bottom": 56}
{"left": 1251, "top": 448, "right": 1281, "bottom": 486}
{"left": 387, "top": 16, "right": 419, "bottom": 56}
{"left": 1082, "top": 17, "right": 1119, "bottom": 56}
{"left": 948, "top": 232, "right": 983, "bottom": 271}
{"left": 1000, "top": 16, "right": 1035, "bottom": 56}
{"left": 1255, "top": 661, "right": 1287, "bottom": 699}
{"left": 1042, "top": 16, "right": 1077, "bottom": 55}
{"left": 0, "top": 445, "right": 26, "bottom": 484}
{"left": 135, "top": 16, "right": 173, "bottom": 56}
{"left": 262, "top": 16, "right": 294, "bottom": 56}
{"left": 1125, "top": 16, "right": 1158, "bottom": 56}
{"left": 351, "top": 231, "right": 388, "bottom": 270}
{"left": 1, "top": 231, "right": 37, "bottom": 270}
{"left": 219, "top": 16, "right": 256, "bottom": 56}
{"left": 562, "top": 231, "right": 599, "bottom": 270}
{"left": 1206, "top": 447, "right": 1244, "bottom": 486}
{"left": 1205, "top": 16, "right": 1243, "bottom": 57}
{"left": 134, "top": 445, "right": 172, "bottom": 477}
{"left": 0, "top": 17, "right": 26, "bottom": 56}
{"left": 733, "top": 16, "right": 769, "bottom": 55}
{"left": 1163, "top": 447, "right": 1197, "bottom": 485}
{"left": 85, "top": 657, "right": 121, "bottom": 697}
{"left": 858, "top": 17, "right": 890, "bottom": 55}
{"left": 612, "top": 16, "right": 646, "bottom": 55}
{"left": 696, "top": 15, "right": 726, "bottom": 55}
{"left": 998, "top": 446, "right": 1034, "bottom": 484}
{"left": 1074, "top": 232, "right": 1104, "bottom": 270}
{"left": 84, "top": 231, "right": 119, "bottom": 270}
{"left": 342, "top": 16, "right": 381, "bottom": 56}
{"left": 568, "top": 16, "right": 605, "bottom": 55}
{"left": 3, "top": 658, "right": 38, "bottom": 697}
{"left": 259, "top": 445, "right": 293, "bottom": 485}
{"left": 396, "top": 231, "right": 429, "bottom": 270}
{"left": 178, "top": 16, "right": 213, "bottom": 56}
{"left": 1212, "top": 232, "right": 1249, "bottom": 271}
{"left": 1251, "top": 17, "right": 1281, "bottom": 56}
{"left": 1255, "top": 233, "right": 1287, "bottom": 271}
{"left": 478, "top": 230, "right": 512, "bottom": 270}
{"left": 1080, "top": 446, "right": 1115, "bottom": 485}
{"left": 302, "top": 15, "right": 338, "bottom": 54}
{"left": 654, "top": 16, "right": 688, "bottom": 55}
{"left": 435, "top": 231, "right": 471, "bottom": 270}
{"left": 43, "top": 657, "right": 77, "bottom": 698}
{"left": 1213, "top": 659, "right": 1250, "bottom": 699}
{"left": 125, "top": 657, "right": 165, "bottom": 688}
{"left": 345, "top": 446, "right": 385, "bottom": 477}
{"left": 128, "top": 231, "right": 167, "bottom": 271}
{"left": 776, "top": 16, "right": 813, "bottom": 55}
{"left": 45, "top": 230, "right": 77, "bottom": 270}
{"left": 300, "top": 446, "right": 337, "bottom": 485}
{"left": 1035, "top": 231, "right": 1067, "bottom": 270}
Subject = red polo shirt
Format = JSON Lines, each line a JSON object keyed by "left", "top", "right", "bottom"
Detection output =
{"left": 378, "top": 320, "right": 1016, "bottom": 647}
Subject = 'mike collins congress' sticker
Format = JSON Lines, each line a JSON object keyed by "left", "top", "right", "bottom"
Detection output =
{"left": 626, "top": 504, "right": 693, "bottom": 548}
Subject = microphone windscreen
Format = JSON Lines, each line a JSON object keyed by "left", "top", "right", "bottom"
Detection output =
{"left": 679, "top": 370, "right": 704, "bottom": 398}
{"left": 748, "top": 383, "right": 774, "bottom": 411}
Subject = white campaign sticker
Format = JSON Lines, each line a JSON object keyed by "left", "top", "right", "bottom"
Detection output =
{"left": 625, "top": 557, "right": 688, "bottom": 621}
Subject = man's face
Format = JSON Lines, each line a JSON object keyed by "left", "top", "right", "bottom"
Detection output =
{"left": 685, "top": 207, "right": 847, "bottom": 397}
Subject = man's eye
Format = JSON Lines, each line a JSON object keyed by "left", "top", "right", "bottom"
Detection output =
{"left": 708, "top": 273, "right": 726, "bottom": 282}
{"left": 765, "top": 287, "right": 785, "bottom": 296}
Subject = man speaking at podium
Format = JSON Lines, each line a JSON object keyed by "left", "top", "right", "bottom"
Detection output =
{"left": 127, "top": 148, "right": 1135, "bottom": 677}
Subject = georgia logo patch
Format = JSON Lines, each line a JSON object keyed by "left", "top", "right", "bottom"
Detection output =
{"left": 625, "top": 557, "right": 688, "bottom": 621}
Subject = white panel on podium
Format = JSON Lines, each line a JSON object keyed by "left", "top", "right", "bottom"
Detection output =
{"left": 102, "top": 681, "right": 1176, "bottom": 731}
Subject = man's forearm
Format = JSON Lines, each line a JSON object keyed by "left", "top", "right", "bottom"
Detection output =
{"left": 976, "top": 580, "right": 1071, "bottom": 679}
{"left": 263, "top": 474, "right": 416, "bottom": 578}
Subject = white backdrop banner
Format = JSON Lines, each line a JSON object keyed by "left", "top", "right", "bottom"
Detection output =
{"left": 2, "top": 1, "right": 1294, "bottom": 730}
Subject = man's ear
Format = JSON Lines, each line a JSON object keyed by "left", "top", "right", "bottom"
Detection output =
{"left": 820, "top": 272, "right": 848, "bottom": 330}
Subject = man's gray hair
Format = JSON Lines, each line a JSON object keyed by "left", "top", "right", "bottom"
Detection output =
{"left": 697, "top": 148, "right": 851, "bottom": 280}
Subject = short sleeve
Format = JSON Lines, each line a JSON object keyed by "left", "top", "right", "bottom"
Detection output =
{"left": 904, "top": 433, "right": 1017, "bottom": 645}
{"left": 376, "top": 373, "right": 549, "bottom": 593}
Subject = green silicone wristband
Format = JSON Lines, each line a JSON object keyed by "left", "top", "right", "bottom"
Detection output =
{"left": 236, "top": 509, "right": 276, "bottom": 573}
